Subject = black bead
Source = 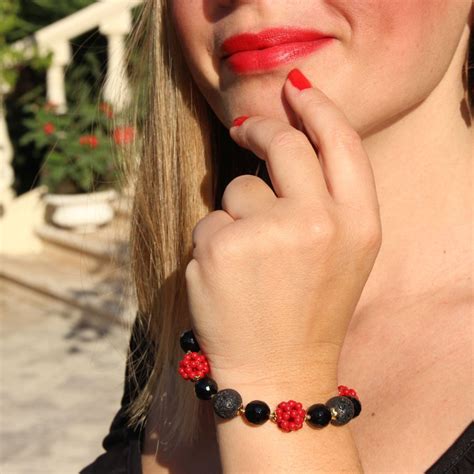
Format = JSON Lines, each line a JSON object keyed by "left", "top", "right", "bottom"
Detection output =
{"left": 325, "top": 396, "right": 355, "bottom": 426}
{"left": 347, "top": 396, "right": 362, "bottom": 418}
{"left": 244, "top": 400, "right": 270, "bottom": 425}
{"left": 212, "top": 389, "right": 242, "bottom": 419}
{"left": 179, "top": 329, "right": 200, "bottom": 352}
{"left": 194, "top": 377, "right": 218, "bottom": 400}
{"left": 306, "top": 403, "right": 332, "bottom": 428}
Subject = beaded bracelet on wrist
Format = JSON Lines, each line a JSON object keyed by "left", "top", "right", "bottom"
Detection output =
{"left": 177, "top": 329, "right": 362, "bottom": 432}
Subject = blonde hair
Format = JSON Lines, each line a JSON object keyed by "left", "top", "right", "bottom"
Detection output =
{"left": 120, "top": 0, "right": 265, "bottom": 453}
{"left": 119, "top": 0, "right": 473, "bottom": 454}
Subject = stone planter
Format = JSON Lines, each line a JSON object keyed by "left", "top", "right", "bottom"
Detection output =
{"left": 43, "top": 189, "right": 118, "bottom": 232}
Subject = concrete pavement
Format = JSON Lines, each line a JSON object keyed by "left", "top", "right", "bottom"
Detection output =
{"left": 0, "top": 278, "right": 132, "bottom": 473}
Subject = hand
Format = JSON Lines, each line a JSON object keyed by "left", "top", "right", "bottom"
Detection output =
{"left": 184, "top": 68, "right": 382, "bottom": 391}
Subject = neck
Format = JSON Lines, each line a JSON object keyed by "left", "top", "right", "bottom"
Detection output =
{"left": 359, "top": 36, "right": 472, "bottom": 306}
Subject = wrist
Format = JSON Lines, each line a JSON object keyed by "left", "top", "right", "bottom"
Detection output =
{"left": 208, "top": 367, "right": 339, "bottom": 410}
{"left": 179, "top": 329, "right": 360, "bottom": 436}
{"left": 209, "top": 349, "right": 339, "bottom": 389}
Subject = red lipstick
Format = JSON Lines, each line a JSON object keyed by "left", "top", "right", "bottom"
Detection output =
{"left": 221, "top": 27, "right": 334, "bottom": 74}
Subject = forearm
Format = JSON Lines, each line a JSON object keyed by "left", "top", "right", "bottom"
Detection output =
{"left": 212, "top": 375, "right": 364, "bottom": 473}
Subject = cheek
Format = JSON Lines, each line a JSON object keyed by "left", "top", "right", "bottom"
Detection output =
{"left": 329, "top": 0, "right": 467, "bottom": 134}
{"left": 346, "top": 0, "right": 453, "bottom": 58}
{"left": 171, "top": 1, "right": 214, "bottom": 89}
{"left": 171, "top": 1, "right": 202, "bottom": 63}
{"left": 362, "top": 0, "right": 452, "bottom": 66}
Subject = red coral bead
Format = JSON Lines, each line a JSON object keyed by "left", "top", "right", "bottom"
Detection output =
{"left": 177, "top": 351, "right": 210, "bottom": 381}
{"left": 347, "top": 389, "right": 358, "bottom": 398}
{"left": 338, "top": 386, "right": 359, "bottom": 400}
{"left": 274, "top": 400, "right": 306, "bottom": 432}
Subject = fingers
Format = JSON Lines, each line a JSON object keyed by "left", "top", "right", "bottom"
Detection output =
{"left": 229, "top": 116, "right": 331, "bottom": 201}
{"left": 221, "top": 174, "right": 278, "bottom": 220}
{"left": 192, "top": 176, "right": 276, "bottom": 261}
{"left": 192, "top": 210, "right": 233, "bottom": 258}
{"left": 284, "top": 69, "right": 379, "bottom": 212}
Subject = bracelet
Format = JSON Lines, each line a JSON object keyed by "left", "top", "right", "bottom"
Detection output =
{"left": 177, "top": 329, "right": 362, "bottom": 432}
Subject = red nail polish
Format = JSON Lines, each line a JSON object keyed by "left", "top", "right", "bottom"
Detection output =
{"left": 232, "top": 115, "right": 249, "bottom": 127}
{"left": 287, "top": 68, "right": 312, "bottom": 90}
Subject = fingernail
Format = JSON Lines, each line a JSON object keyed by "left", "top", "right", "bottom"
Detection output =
{"left": 232, "top": 115, "right": 249, "bottom": 127}
{"left": 287, "top": 68, "right": 312, "bottom": 90}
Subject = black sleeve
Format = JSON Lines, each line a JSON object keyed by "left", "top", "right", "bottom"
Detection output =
{"left": 79, "top": 314, "right": 154, "bottom": 474}
{"left": 425, "top": 421, "right": 474, "bottom": 474}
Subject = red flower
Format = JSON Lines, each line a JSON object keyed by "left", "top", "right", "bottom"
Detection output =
{"left": 113, "top": 126, "right": 134, "bottom": 146}
{"left": 79, "top": 135, "right": 99, "bottom": 148}
{"left": 99, "top": 102, "right": 113, "bottom": 119}
{"left": 43, "top": 122, "right": 55, "bottom": 135}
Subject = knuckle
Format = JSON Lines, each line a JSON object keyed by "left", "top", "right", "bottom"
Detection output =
{"left": 304, "top": 211, "right": 338, "bottom": 245}
{"left": 191, "top": 215, "right": 206, "bottom": 244}
{"left": 207, "top": 232, "right": 239, "bottom": 263}
{"left": 291, "top": 130, "right": 312, "bottom": 148}
{"left": 300, "top": 89, "right": 331, "bottom": 109}
{"left": 358, "top": 220, "right": 383, "bottom": 252}
{"left": 185, "top": 258, "right": 199, "bottom": 282}
{"left": 330, "top": 128, "right": 362, "bottom": 152}
{"left": 268, "top": 129, "right": 308, "bottom": 155}
{"left": 222, "top": 175, "right": 263, "bottom": 211}
{"left": 225, "top": 174, "right": 258, "bottom": 192}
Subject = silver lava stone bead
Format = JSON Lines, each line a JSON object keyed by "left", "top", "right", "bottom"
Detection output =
{"left": 325, "top": 396, "right": 355, "bottom": 426}
{"left": 212, "top": 388, "right": 242, "bottom": 419}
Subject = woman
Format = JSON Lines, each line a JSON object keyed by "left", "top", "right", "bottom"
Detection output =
{"left": 81, "top": 0, "right": 473, "bottom": 472}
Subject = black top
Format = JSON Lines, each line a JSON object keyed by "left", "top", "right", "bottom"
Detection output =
{"left": 80, "top": 316, "right": 474, "bottom": 474}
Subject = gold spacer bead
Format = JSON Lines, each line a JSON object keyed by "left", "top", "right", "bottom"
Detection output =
{"left": 330, "top": 407, "right": 338, "bottom": 420}
{"left": 304, "top": 414, "right": 311, "bottom": 421}
{"left": 237, "top": 405, "right": 245, "bottom": 416}
{"left": 269, "top": 412, "right": 278, "bottom": 423}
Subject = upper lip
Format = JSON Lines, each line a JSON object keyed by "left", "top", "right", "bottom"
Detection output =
{"left": 220, "top": 27, "right": 333, "bottom": 59}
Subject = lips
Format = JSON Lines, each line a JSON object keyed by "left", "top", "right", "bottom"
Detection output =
{"left": 221, "top": 27, "right": 332, "bottom": 59}
{"left": 220, "top": 27, "right": 334, "bottom": 74}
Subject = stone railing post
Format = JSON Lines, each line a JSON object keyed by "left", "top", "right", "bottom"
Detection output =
{"left": 0, "top": 89, "right": 15, "bottom": 216}
{"left": 41, "top": 40, "right": 72, "bottom": 113}
{"left": 99, "top": 9, "right": 132, "bottom": 112}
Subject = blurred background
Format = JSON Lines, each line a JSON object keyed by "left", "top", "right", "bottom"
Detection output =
{"left": 1, "top": 0, "right": 143, "bottom": 471}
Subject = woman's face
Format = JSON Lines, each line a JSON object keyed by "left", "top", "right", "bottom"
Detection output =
{"left": 171, "top": 0, "right": 471, "bottom": 137}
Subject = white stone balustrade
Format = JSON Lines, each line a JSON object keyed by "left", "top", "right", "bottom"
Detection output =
{"left": 99, "top": 8, "right": 133, "bottom": 111}
{"left": 0, "top": 0, "right": 142, "bottom": 216}
{"left": 41, "top": 41, "right": 72, "bottom": 114}
{"left": 0, "top": 94, "right": 15, "bottom": 215}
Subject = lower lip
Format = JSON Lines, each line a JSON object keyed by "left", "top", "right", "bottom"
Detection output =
{"left": 223, "top": 38, "right": 334, "bottom": 74}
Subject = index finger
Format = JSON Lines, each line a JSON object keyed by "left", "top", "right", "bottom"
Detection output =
{"left": 229, "top": 117, "right": 331, "bottom": 201}
{"left": 284, "top": 69, "right": 379, "bottom": 213}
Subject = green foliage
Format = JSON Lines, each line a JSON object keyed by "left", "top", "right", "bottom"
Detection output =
{"left": 6, "top": 0, "right": 142, "bottom": 195}
{"left": 7, "top": 0, "right": 96, "bottom": 41}
{"left": 0, "top": 0, "right": 30, "bottom": 88}
{"left": 1, "top": 0, "right": 57, "bottom": 90}
{"left": 5, "top": 0, "right": 107, "bottom": 194}
{"left": 21, "top": 95, "right": 134, "bottom": 194}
